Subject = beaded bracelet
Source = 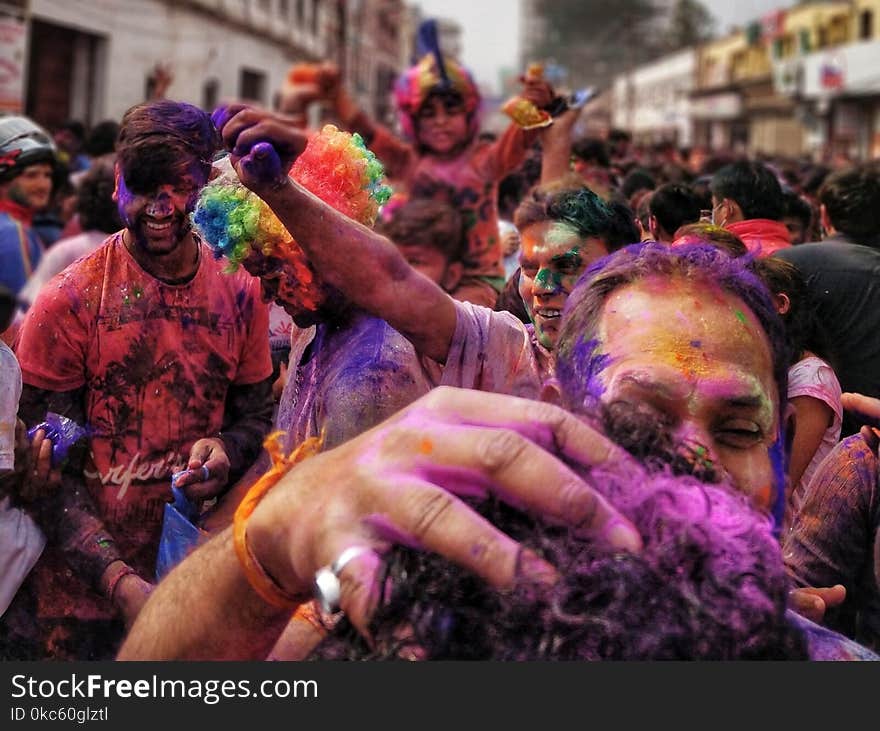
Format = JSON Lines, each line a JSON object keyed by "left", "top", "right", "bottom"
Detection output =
{"left": 232, "top": 431, "right": 324, "bottom": 609}
{"left": 103, "top": 563, "right": 137, "bottom": 603}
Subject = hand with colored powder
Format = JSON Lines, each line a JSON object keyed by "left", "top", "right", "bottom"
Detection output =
{"left": 278, "top": 62, "right": 340, "bottom": 120}
{"left": 841, "top": 391, "right": 880, "bottom": 447}
{"left": 519, "top": 63, "right": 555, "bottom": 111}
{"left": 0, "top": 418, "right": 60, "bottom": 502}
{"left": 214, "top": 107, "right": 394, "bottom": 218}
{"left": 240, "top": 387, "right": 642, "bottom": 638}
{"left": 172, "top": 437, "right": 232, "bottom": 502}
{"left": 502, "top": 63, "right": 555, "bottom": 130}
{"left": 213, "top": 105, "right": 309, "bottom": 191}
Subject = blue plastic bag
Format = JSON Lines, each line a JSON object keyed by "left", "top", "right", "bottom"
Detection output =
{"left": 155, "top": 485, "right": 207, "bottom": 581}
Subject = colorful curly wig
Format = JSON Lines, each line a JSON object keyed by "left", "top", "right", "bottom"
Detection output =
{"left": 192, "top": 124, "right": 392, "bottom": 311}
{"left": 393, "top": 53, "right": 482, "bottom": 143}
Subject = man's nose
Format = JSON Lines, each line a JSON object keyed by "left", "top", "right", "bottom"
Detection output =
{"left": 675, "top": 422, "right": 718, "bottom": 464}
{"left": 533, "top": 268, "right": 558, "bottom": 295}
{"left": 146, "top": 193, "right": 173, "bottom": 217}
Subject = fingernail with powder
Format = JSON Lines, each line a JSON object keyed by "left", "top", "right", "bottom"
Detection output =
{"left": 517, "top": 549, "right": 559, "bottom": 586}
{"left": 603, "top": 518, "right": 643, "bottom": 554}
{"left": 210, "top": 105, "right": 230, "bottom": 130}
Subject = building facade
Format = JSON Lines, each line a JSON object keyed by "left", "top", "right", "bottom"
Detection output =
{"left": 341, "top": 0, "right": 411, "bottom": 128}
{"left": 772, "top": 0, "right": 880, "bottom": 159}
{"left": 2, "top": 0, "right": 410, "bottom": 135}
{"left": 612, "top": 49, "right": 696, "bottom": 147}
{"left": 690, "top": 23, "right": 806, "bottom": 158}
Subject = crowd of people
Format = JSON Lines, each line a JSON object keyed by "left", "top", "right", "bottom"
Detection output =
{"left": 2, "top": 38, "right": 880, "bottom": 662}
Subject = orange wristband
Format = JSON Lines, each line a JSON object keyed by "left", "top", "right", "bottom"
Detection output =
{"left": 233, "top": 430, "right": 324, "bottom": 609}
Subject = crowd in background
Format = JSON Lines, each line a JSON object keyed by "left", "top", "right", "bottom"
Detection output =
{"left": 2, "top": 32, "right": 880, "bottom": 663}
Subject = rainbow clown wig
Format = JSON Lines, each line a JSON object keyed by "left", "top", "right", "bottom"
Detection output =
{"left": 192, "top": 124, "right": 392, "bottom": 311}
{"left": 393, "top": 54, "right": 481, "bottom": 143}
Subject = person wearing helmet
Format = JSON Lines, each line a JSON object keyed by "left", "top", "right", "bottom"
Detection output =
{"left": 0, "top": 116, "right": 56, "bottom": 294}
{"left": 281, "top": 50, "right": 555, "bottom": 309}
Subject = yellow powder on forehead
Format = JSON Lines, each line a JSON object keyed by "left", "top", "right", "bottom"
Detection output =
{"left": 637, "top": 327, "right": 714, "bottom": 381}
{"left": 601, "top": 274, "right": 775, "bottom": 383}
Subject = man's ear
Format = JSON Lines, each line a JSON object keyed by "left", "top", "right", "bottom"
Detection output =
{"left": 775, "top": 292, "right": 791, "bottom": 316}
{"left": 441, "top": 261, "right": 463, "bottom": 293}
{"left": 725, "top": 198, "right": 744, "bottom": 224}
{"left": 648, "top": 214, "right": 659, "bottom": 240}
{"left": 540, "top": 377, "right": 563, "bottom": 406}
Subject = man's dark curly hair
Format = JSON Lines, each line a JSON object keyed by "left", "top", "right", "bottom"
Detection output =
{"left": 514, "top": 179, "right": 617, "bottom": 249}
{"left": 310, "top": 446, "right": 806, "bottom": 660}
{"left": 116, "top": 99, "right": 219, "bottom": 195}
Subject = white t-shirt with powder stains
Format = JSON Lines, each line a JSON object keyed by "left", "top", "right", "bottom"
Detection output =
{"left": 0, "top": 339, "right": 45, "bottom": 617}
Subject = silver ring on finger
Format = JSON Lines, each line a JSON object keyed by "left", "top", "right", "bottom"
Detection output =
{"left": 313, "top": 545, "right": 373, "bottom": 613}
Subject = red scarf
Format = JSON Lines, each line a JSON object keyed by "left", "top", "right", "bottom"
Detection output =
{"left": 0, "top": 198, "right": 34, "bottom": 226}
{"left": 725, "top": 219, "right": 791, "bottom": 257}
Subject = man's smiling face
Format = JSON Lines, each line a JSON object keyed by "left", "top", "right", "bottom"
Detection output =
{"left": 518, "top": 220, "right": 608, "bottom": 350}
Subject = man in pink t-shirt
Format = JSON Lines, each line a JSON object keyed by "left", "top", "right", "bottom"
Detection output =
{"left": 13, "top": 101, "right": 274, "bottom": 659}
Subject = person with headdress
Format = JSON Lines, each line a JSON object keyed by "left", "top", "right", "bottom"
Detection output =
{"left": 282, "top": 21, "right": 556, "bottom": 308}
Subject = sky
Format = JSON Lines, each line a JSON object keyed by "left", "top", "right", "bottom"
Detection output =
{"left": 706, "top": 0, "right": 797, "bottom": 33}
{"left": 412, "top": 0, "right": 796, "bottom": 94}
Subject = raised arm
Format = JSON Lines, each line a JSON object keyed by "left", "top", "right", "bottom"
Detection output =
{"left": 540, "top": 108, "right": 579, "bottom": 185}
{"left": 216, "top": 107, "right": 458, "bottom": 363}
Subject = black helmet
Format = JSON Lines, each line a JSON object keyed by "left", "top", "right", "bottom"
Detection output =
{"left": 0, "top": 116, "right": 56, "bottom": 182}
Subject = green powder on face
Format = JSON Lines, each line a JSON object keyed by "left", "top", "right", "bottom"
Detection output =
{"left": 734, "top": 309, "right": 748, "bottom": 325}
{"left": 534, "top": 268, "right": 553, "bottom": 290}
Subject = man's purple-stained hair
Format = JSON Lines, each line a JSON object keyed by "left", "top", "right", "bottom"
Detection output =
{"left": 116, "top": 99, "right": 220, "bottom": 195}
{"left": 310, "top": 462, "right": 807, "bottom": 660}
